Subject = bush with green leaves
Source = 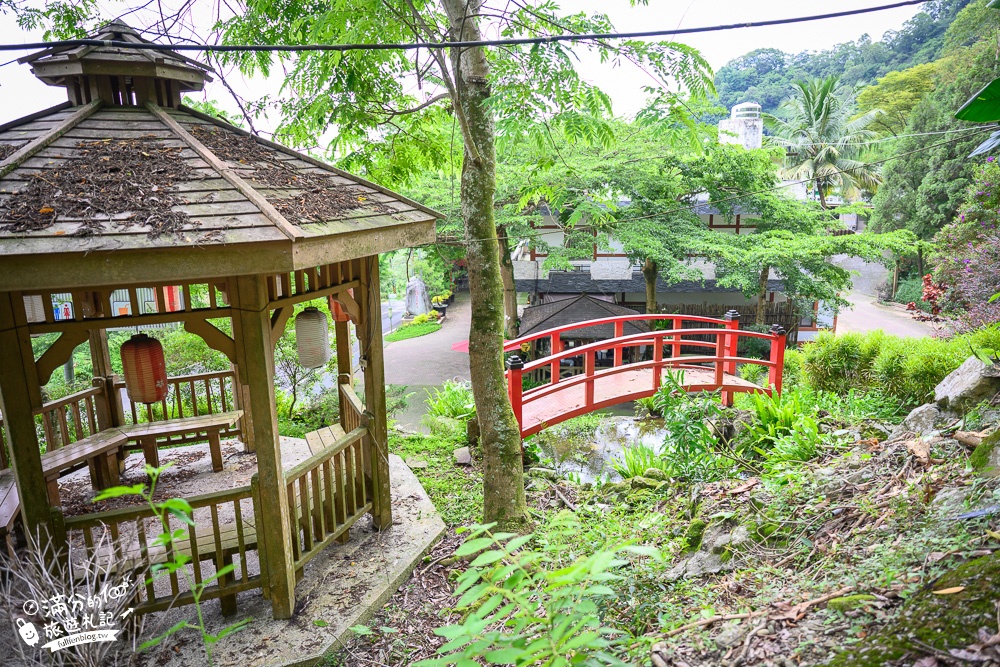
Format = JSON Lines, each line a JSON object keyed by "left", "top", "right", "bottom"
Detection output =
{"left": 425, "top": 380, "right": 476, "bottom": 421}
{"left": 612, "top": 444, "right": 668, "bottom": 479}
{"left": 414, "top": 515, "right": 659, "bottom": 667}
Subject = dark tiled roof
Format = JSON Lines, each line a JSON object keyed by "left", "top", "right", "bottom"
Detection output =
{"left": 520, "top": 295, "right": 649, "bottom": 339}
{"left": 515, "top": 270, "right": 783, "bottom": 295}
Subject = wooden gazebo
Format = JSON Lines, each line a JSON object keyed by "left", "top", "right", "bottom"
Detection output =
{"left": 0, "top": 23, "right": 437, "bottom": 619}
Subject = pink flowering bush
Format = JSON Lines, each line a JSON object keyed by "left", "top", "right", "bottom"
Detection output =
{"left": 933, "top": 158, "right": 1000, "bottom": 329}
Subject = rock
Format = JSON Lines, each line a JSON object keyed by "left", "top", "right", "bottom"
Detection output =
{"left": 453, "top": 447, "right": 473, "bottom": 466}
{"left": 683, "top": 519, "right": 707, "bottom": 552}
{"left": 405, "top": 458, "right": 428, "bottom": 470}
{"left": 527, "top": 467, "right": 559, "bottom": 481}
{"left": 935, "top": 355, "right": 1000, "bottom": 412}
{"left": 970, "top": 430, "right": 1000, "bottom": 477}
{"left": 675, "top": 551, "right": 730, "bottom": 578}
{"left": 888, "top": 404, "right": 941, "bottom": 442}
{"left": 630, "top": 476, "right": 662, "bottom": 490}
{"left": 827, "top": 594, "right": 877, "bottom": 612}
{"left": 714, "top": 621, "right": 746, "bottom": 648}
{"left": 643, "top": 467, "right": 669, "bottom": 481}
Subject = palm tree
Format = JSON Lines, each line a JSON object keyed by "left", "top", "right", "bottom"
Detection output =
{"left": 766, "top": 76, "right": 882, "bottom": 209}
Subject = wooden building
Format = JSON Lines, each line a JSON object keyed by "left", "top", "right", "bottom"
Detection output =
{"left": 0, "top": 23, "right": 438, "bottom": 619}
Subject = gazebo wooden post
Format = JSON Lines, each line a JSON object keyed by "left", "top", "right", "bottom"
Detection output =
{"left": 230, "top": 274, "right": 297, "bottom": 619}
{"left": 335, "top": 318, "right": 352, "bottom": 423}
{"left": 0, "top": 292, "right": 61, "bottom": 546}
{"left": 358, "top": 257, "right": 392, "bottom": 529}
{"left": 88, "top": 328, "right": 121, "bottom": 429}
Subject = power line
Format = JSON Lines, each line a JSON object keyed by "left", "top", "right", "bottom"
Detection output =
{"left": 0, "top": 0, "right": 927, "bottom": 53}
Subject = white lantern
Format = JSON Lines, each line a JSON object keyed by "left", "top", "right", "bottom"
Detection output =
{"left": 295, "top": 307, "right": 331, "bottom": 369}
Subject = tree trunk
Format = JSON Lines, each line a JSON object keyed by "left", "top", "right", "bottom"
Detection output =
{"left": 497, "top": 224, "right": 519, "bottom": 339}
{"left": 756, "top": 265, "right": 770, "bottom": 326}
{"left": 818, "top": 188, "right": 828, "bottom": 210}
{"left": 642, "top": 258, "right": 658, "bottom": 314}
{"left": 442, "top": 0, "right": 529, "bottom": 530}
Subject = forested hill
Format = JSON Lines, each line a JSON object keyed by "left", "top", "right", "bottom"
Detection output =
{"left": 714, "top": 0, "right": 972, "bottom": 114}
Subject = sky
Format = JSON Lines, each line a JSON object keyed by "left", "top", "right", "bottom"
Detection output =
{"left": 0, "top": 0, "right": 926, "bottom": 127}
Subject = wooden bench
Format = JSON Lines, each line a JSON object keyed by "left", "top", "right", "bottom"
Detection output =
{"left": 0, "top": 469, "right": 20, "bottom": 556}
{"left": 121, "top": 410, "right": 243, "bottom": 473}
{"left": 41, "top": 428, "right": 128, "bottom": 507}
{"left": 304, "top": 423, "right": 348, "bottom": 456}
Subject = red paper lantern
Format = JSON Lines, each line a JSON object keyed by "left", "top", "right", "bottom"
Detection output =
{"left": 328, "top": 288, "right": 354, "bottom": 323}
{"left": 120, "top": 333, "right": 168, "bottom": 404}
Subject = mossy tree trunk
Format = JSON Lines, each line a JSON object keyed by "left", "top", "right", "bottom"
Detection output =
{"left": 442, "top": 0, "right": 529, "bottom": 530}
{"left": 497, "top": 224, "right": 519, "bottom": 339}
{"left": 755, "top": 265, "right": 770, "bottom": 326}
{"left": 642, "top": 258, "right": 658, "bottom": 315}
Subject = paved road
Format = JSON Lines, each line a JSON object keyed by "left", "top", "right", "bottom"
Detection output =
{"left": 381, "top": 298, "right": 405, "bottom": 336}
{"left": 832, "top": 255, "right": 935, "bottom": 338}
{"left": 383, "top": 292, "right": 473, "bottom": 432}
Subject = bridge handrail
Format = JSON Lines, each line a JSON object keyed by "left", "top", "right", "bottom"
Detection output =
{"left": 517, "top": 327, "right": 776, "bottom": 372}
{"left": 503, "top": 314, "right": 733, "bottom": 352}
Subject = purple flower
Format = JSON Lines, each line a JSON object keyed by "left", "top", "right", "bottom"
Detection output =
{"left": 989, "top": 156, "right": 996, "bottom": 162}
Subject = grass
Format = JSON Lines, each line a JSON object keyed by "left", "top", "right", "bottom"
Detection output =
{"left": 388, "top": 431, "right": 481, "bottom": 526}
{"left": 385, "top": 321, "right": 441, "bottom": 342}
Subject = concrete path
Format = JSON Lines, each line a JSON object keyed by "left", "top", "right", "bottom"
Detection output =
{"left": 384, "top": 292, "right": 472, "bottom": 432}
{"left": 832, "top": 255, "right": 935, "bottom": 338}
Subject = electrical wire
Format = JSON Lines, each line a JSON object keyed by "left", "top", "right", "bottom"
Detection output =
{"left": 0, "top": 0, "right": 928, "bottom": 53}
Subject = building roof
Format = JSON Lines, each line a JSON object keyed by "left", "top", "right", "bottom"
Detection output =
{"left": 0, "top": 24, "right": 439, "bottom": 291}
{"left": 515, "top": 270, "right": 784, "bottom": 296}
{"left": 519, "top": 294, "right": 650, "bottom": 339}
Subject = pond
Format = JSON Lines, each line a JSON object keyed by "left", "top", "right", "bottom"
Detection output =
{"left": 530, "top": 408, "right": 668, "bottom": 483}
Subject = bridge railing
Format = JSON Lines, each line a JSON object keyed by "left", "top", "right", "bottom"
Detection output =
{"left": 504, "top": 315, "right": 786, "bottom": 436}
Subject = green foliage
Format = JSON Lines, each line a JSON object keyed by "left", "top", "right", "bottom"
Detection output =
{"left": 801, "top": 327, "right": 1000, "bottom": 406}
{"left": 415, "top": 515, "right": 658, "bottom": 666}
{"left": 738, "top": 362, "right": 769, "bottom": 386}
{"left": 612, "top": 444, "right": 668, "bottom": 479}
{"left": 652, "top": 372, "right": 731, "bottom": 482}
{"left": 744, "top": 392, "right": 817, "bottom": 450}
{"left": 870, "top": 1, "right": 1000, "bottom": 238}
{"left": 94, "top": 466, "right": 248, "bottom": 662}
{"left": 389, "top": 432, "right": 482, "bottom": 525}
{"left": 891, "top": 276, "right": 932, "bottom": 311}
{"left": 385, "top": 321, "right": 441, "bottom": 342}
{"left": 855, "top": 62, "right": 939, "bottom": 136}
{"left": 425, "top": 381, "right": 476, "bottom": 421}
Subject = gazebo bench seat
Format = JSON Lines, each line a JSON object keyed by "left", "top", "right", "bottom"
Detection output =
{"left": 41, "top": 428, "right": 128, "bottom": 507}
{"left": 304, "top": 424, "right": 348, "bottom": 456}
{"left": 121, "top": 410, "right": 243, "bottom": 473}
{"left": 0, "top": 469, "right": 20, "bottom": 556}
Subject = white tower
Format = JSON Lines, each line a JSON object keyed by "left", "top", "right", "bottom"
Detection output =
{"left": 719, "top": 102, "right": 763, "bottom": 150}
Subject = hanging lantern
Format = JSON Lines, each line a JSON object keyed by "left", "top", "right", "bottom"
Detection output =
{"left": 295, "top": 307, "right": 331, "bottom": 368}
{"left": 120, "top": 333, "right": 168, "bottom": 404}
{"left": 328, "top": 288, "right": 354, "bottom": 323}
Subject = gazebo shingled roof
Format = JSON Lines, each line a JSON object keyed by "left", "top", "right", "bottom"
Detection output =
{"left": 0, "top": 22, "right": 438, "bottom": 292}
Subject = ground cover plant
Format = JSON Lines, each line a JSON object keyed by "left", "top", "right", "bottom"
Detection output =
{"left": 385, "top": 320, "right": 442, "bottom": 342}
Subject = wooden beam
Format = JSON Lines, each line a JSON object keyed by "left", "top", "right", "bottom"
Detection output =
{"left": 36, "top": 330, "right": 89, "bottom": 386}
{"left": 147, "top": 103, "right": 304, "bottom": 241}
{"left": 0, "top": 100, "right": 102, "bottom": 179}
{"left": 330, "top": 290, "right": 361, "bottom": 324}
{"left": 88, "top": 328, "right": 114, "bottom": 379}
{"left": 183, "top": 319, "right": 236, "bottom": 364}
{"left": 269, "top": 307, "right": 294, "bottom": 349}
{"left": 230, "top": 274, "right": 296, "bottom": 619}
{"left": 27, "top": 306, "right": 232, "bottom": 336}
{"left": 0, "top": 293, "right": 54, "bottom": 543}
{"left": 266, "top": 280, "right": 360, "bottom": 312}
{"left": 357, "top": 256, "right": 391, "bottom": 529}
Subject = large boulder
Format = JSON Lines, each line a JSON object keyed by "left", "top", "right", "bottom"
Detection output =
{"left": 935, "top": 355, "right": 1000, "bottom": 413}
{"left": 888, "top": 403, "right": 941, "bottom": 442}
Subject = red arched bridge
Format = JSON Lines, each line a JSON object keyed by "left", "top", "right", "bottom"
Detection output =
{"left": 503, "top": 312, "right": 786, "bottom": 438}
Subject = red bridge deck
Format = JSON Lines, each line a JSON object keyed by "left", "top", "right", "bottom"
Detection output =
{"left": 504, "top": 313, "right": 786, "bottom": 438}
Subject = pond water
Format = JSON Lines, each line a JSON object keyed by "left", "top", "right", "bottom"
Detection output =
{"left": 531, "top": 410, "right": 668, "bottom": 483}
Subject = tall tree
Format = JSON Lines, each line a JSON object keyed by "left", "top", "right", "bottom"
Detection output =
{"left": 220, "top": 0, "right": 712, "bottom": 528}
{"left": 765, "top": 76, "right": 882, "bottom": 209}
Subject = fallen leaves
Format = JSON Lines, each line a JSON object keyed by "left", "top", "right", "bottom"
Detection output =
{"left": 931, "top": 586, "right": 966, "bottom": 595}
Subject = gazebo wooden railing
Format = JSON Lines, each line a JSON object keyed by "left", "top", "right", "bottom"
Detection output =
{"left": 0, "top": 370, "right": 241, "bottom": 468}
{"left": 63, "top": 482, "right": 263, "bottom": 615}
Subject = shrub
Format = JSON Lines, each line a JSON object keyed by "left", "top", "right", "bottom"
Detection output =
{"left": 738, "top": 362, "right": 768, "bottom": 386}
{"left": 892, "top": 276, "right": 931, "bottom": 312}
{"left": 737, "top": 324, "right": 774, "bottom": 360}
{"left": 425, "top": 380, "right": 476, "bottom": 421}
{"left": 612, "top": 444, "right": 667, "bottom": 479}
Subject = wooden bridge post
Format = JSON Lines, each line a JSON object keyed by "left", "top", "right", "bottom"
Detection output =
{"left": 549, "top": 334, "right": 562, "bottom": 384}
{"left": 721, "top": 311, "right": 741, "bottom": 407}
{"left": 506, "top": 356, "right": 524, "bottom": 431}
{"left": 652, "top": 333, "right": 663, "bottom": 390}
{"left": 613, "top": 321, "right": 624, "bottom": 367}
{"left": 584, "top": 349, "right": 595, "bottom": 407}
{"left": 671, "top": 316, "right": 682, "bottom": 358}
{"left": 768, "top": 325, "right": 787, "bottom": 395}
